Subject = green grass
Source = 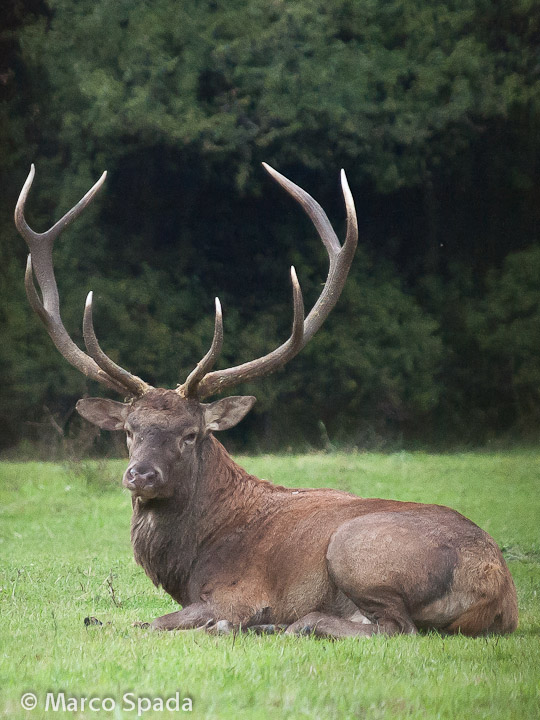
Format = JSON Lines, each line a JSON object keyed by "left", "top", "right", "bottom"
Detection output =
{"left": 0, "top": 452, "right": 539, "bottom": 719}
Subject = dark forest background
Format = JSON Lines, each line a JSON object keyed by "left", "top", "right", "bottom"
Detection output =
{"left": 1, "top": 0, "right": 540, "bottom": 454}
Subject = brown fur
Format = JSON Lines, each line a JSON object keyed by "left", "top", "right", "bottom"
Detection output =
{"left": 77, "top": 389, "right": 518, "bottom": 638}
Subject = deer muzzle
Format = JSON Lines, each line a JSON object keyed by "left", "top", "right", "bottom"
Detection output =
{"left": 123, "top": 462, "right": 165, "bottom": 499}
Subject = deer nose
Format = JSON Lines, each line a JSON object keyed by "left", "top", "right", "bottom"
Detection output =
{"left": 124, "top": 463, "right": 159, "bottom": 490}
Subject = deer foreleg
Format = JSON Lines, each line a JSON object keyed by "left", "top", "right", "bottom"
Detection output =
{"left": 150, "top": 602, "right": 216, "bottom": 631}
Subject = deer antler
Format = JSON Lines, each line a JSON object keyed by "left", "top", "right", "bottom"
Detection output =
{"left": 15, "top": 164, "right": 150, "bottom": 397}
{"left": 185, "top": 164, "right": 358, "bottom": 399}
{"left": 178, "top": 298, "right": 224, "bottom": 398}
{"left": 16, "top": 163, "right": 356, "bottom": 402}
{"left": 83, "top": 291, "right": 150, "bottom": 396}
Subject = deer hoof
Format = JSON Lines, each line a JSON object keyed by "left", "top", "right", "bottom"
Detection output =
{"left": 247, "top": 624, "right": 287, "bottom": 635}
{"left": 206, "top": 619, "right": 234, "bottom": 635}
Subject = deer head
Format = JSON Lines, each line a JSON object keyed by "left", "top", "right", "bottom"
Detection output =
{"left": 15, "top": 164, "right": 357, "bottom": 499}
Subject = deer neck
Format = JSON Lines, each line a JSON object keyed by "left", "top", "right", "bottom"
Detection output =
{"left": 194, "top": 436, "right": 275, "bottom": 541}
{"left": 130, "top": 435, "right": 274, "bottom": 603}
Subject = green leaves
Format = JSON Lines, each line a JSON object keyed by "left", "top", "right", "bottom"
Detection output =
{"left": 2, "top": 0, "right": 540, "bottom": 449}
{"left": 470, "top": 247, "right": 540, "bottom": 429}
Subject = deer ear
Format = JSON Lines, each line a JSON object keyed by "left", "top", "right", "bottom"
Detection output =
{"left": 76, "top": 398, "right": 130, "bottom": 431}
{"left": 203, "top": 396, "right": 256, "bottom": 432}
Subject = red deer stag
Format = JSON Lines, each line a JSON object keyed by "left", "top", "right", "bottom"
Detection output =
{"left": 15, "top": 164, "right": 518, "bottom": 637}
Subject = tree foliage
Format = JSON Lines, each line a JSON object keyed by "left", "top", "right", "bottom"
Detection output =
{"left": 469, "top": 246, "right": 540, "bottom": 433}
{"left": 1, "top": 0, "right": 539, "bottom": 450}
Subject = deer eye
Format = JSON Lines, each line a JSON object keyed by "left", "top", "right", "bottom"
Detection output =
{"left": 183, "top": 432, "right": 198, "bottom": 445}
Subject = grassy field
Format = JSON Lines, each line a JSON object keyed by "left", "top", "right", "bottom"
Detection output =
{"left": 0, "top": 451, "right": 539, "bottom": 719}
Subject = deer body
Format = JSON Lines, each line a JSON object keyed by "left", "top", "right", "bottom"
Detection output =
{"left": 77, "top": 388, "right": 517, "bottom": 637}
{"left": 15, "top": 164, "right": 518, "bottom": 637}
{"left": 134, "top": 444, "right": 517, "bottom": 636}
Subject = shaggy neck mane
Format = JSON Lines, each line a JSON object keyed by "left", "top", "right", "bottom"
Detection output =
{"left": 130, "top": 434, "right": 279, "bottom": 604}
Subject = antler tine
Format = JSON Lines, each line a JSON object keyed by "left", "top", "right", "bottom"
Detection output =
{"left": 24, "top": 255, "right": 49, "bottom": 324}
{"left": 15, "top": 164, "right": 147, "bottom": 396}
{"left": 263, "top": 165, "right": 358, "bottom": 345}
{"left": 289, "top": 266, "right": 305, "bottom": 346}
{"left": 303, "top": 168, "right": 357, "bottom": 344}
{"left": 15, "top": 165, "right": 107, "bottom": 319}
{"left": 83, "top": 292, "right": 151, "bottom": 396}
{"left": 262, "top": 163, "right": 342, "bottom": 256}
{"left": 178, "top": 298, "right": 224, "bottom": 398}
{"left": 194, "top": 263, "right": 306, "bottom": 398}
{"left": 195, "top": 166, "right": 356, "bottom": 399}
{"left": 194, "top": 268, "right": 305, "bottom": 397}
{"left": 15, "top": 164, "right": 108, "bottom": 241}
{"left": 193, "top": 266, "right": 305, "bottom": 394}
